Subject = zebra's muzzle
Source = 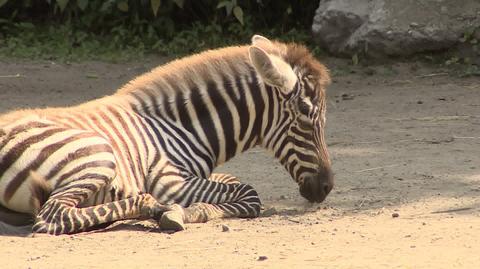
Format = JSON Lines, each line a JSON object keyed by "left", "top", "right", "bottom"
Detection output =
{"left": 298, "top": 169, "right": 333, "bottom": 203}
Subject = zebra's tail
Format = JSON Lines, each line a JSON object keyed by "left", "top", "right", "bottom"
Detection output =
{"left": 0, "top": 171, "right": 51, "bottom": 236}
{"left": 29, "top": 171, "right": 51, "bottom": 215}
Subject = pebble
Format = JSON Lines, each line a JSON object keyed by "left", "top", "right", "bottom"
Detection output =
{"left": 392, "top": 212, "right": 400, "bottom": 218}
{"left": 261, "top": 207, "right": 278, "bottom": 217}
{"left": 257, "top": 256, "right": 268, "bottom": 261}
{"left": 221, "top": 224, "right": 230, "bottom": 232}
{"left": 341, "top": 93, "right": 355, "bottom": 100}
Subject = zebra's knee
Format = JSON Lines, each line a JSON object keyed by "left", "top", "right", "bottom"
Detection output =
{"left": 32, "top": 217, "right": 60, "bottom": 235}
{"left": 32, "top": 221, "right": 48, "bottom": 234}
{"left": 33, "top": 201, "right": 77, "bottom": 235}
{"left": 236, "top": 183, "right": 262, "bottom": 217}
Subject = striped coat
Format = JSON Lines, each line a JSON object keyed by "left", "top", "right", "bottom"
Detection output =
{"left": 0, "top": 35, "right": 333, "bottom": 235}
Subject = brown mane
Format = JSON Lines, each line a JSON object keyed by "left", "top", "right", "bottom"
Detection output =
{"left": 282, "top": 43, "right": 331, "bottom": 88}
{"left": 115, "top": 46, "right": 250, "bottom": 95}
{"left": 116, "top": 40, "right": 330, "bottom": 96}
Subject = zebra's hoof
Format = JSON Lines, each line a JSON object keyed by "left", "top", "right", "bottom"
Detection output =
{"left": 159, "top": 210, "right": 185, "bottom": 232}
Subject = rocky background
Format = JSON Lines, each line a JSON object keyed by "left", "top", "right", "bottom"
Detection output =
{"left": 312, "top": 0, "right": 480, "bottom": 61}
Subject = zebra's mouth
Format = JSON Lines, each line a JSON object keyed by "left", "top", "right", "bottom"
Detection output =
{"left": 298, "top": 171, "right": 334, "bottom": 203}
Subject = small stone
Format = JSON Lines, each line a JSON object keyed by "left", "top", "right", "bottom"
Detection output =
{"left": 410, "top": 22, "right": 419, "bottom": 27}
{"left": 279, "top": 195, "right": 288, "bottom": 200}
{"left": 341, "top": 93, "right": 355, "bottom": 100}
{"left": 392, "top": 212, "right": 400, "bottom": 218}
{"left": 257, "top": 256, "right": 268, "bottom": 261}
{"left": 221, "top": 224, "right": 230, "bottom": 232}
{"left": 261, "top": 207, "right": 278, "bottom": 217}
{"left": 417, "top": 100, "right": 423, "bottom": 104}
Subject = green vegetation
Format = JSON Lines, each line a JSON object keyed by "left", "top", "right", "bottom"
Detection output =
{"left": 0, "top": 0, "right": 321, "bottom": 62}
{"left": 444, "top": 27, "right": 480, "bottom": 77}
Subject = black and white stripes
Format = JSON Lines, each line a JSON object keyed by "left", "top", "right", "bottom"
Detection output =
{"left": 0, "top": 35, "right": 333, "bottom": 235}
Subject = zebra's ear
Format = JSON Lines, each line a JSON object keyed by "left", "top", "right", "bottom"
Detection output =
{"left": 251, "top": 35, "right": 272, "bottom": 47}
{"left": 251, "top": 35, "right": 278, "bottom": 54}
{"left": 248, "top": 46, "right": 297, "bottom": 94}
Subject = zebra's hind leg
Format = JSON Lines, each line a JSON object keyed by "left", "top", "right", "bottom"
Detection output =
{"left": 33, "top": 192, "right": 174, "bottom": 235}
{"left": 32, "top": 170, "right": 174, "bottom": 235}
{"left": 159, "top": 173, "right": 261, "bottom": 230}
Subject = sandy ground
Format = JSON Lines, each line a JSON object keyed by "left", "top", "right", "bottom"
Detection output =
{"left": 0, "top": 57, "right": 479, "bottom": 269}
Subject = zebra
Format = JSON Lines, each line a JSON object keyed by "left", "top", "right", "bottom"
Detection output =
{"left": 0, "top": 35, "right": 333, "bottom": 235}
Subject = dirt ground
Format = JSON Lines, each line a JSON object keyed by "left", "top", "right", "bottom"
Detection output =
{"left": 0, "top": 56, "right": 479, "bottom": 269}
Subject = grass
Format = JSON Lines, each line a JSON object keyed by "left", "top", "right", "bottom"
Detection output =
{"left": 0, "top": 22, "right": 318, "bottom": 63}
{"left": 1, "top": 24, "right": 158, "bottom": 62}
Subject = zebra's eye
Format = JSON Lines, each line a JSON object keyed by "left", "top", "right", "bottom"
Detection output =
{"left": 298, "top": 100, "right": 310, "bottom": 115}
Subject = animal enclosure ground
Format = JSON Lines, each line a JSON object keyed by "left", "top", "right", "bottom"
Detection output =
{"left": 0, "top": 57, "right": 479, "bottom": 269}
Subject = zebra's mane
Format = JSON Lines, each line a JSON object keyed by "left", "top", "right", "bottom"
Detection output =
{"left": 115, "top": 40, "right": 330, "bottom": 97}
{"left": 115, "top": 45, "right": 251, "bottom": 96}
{"left": 281, "top": 43, "right": 331, "bottom": 87}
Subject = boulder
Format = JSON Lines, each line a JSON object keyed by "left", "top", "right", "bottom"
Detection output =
{"left": 312, "top": 0, "right": 480, "bottom": 58}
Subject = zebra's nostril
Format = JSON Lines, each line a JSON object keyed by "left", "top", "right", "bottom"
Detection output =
{"left": 323, "top": 183, "right": 332, "bottom": 195}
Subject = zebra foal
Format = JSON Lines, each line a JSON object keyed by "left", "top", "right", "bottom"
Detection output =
{"left": 0, "top": 35, "right": 333, "bottom": 235}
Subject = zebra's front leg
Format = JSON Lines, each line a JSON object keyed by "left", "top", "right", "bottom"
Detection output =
{"left": 207, "top": 173, "right": 241, "bottom": 185}
{"left": 159, "top": 173, "right": 261, "bottom": 230}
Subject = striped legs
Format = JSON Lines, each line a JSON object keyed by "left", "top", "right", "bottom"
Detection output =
{"left": 33, "top": 192, "right": 172, "bottom": 235}
{"left": 160, "top": 173, "right": 261, "bottom": 230}
{"left": 207, "top": 173, "right": 241, "bottom": 185}
{"left": 184, "top": 173, "right": 260, "bottom": 222}
{"left": 29, "top": 141, "right": 173, "bottom": 235}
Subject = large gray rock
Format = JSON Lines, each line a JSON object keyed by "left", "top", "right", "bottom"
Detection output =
{"left": 312, "top": 0, "right": 480, "bottom": 58}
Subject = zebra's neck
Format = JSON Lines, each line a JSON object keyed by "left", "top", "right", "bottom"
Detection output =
{"left": 117, "top": 51, "right": 281, "bottom": 176}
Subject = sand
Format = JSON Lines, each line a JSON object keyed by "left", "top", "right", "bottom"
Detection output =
{"left": 0, "top": 57, "right": 479, "bottom": 269}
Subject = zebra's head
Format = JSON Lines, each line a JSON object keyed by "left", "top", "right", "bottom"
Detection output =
{"left": 249, "top": 35, "right": 333, "bottom": 203}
